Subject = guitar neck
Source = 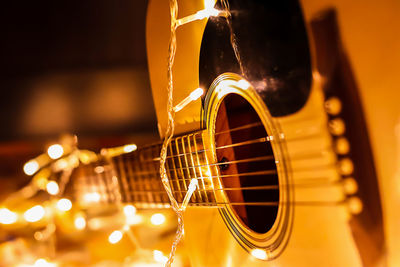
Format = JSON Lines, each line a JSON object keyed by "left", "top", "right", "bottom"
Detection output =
{"left": 74, "top": 130, "right": 219, "bottom": 208}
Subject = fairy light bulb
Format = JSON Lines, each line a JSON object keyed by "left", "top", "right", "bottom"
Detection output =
{"left": 123, "top": 144, "right": 137, "bottom": 153}
{"left": 47, "top": 144, "right": 64, "bottom": 159}
{"left": 74, "top": 215, "right": 86, "bottom": 230}
{"left": 174, "top": 88, "right": 204, "bottom": 112}
{"left": 33, "top": 258, "right": 57, "bottom": 267}
{"left": 153, "top": 250, "right": 168, "bottom": 264}
{"left": 123, "top": 204, "right": 137, "bottom": 216}
{"left": 0, "top": 208, "right": 18, "bottom": 224}
{"left": 150, "top": 213, "right": 166, "bottom": 225}
{"left": 46, "top": 181, "right": 59, "bottom": 195}
{"left": 251, "top": 249, "right": 267, "bottom": 260}
{"left": 24, "top": 205, "right": 45, "bottom": 223}
{"left": 23, "top": 160, "right": 39, "bottom": 176}
{"left": 56, "top": 198, "right": 72, "bottom": 211}
{"left": 108, "top": 230, "right": 123, "bottom": 244}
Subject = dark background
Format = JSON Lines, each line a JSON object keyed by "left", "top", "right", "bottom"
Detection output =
{"left": 0, "top": 0, "right": 159, "bottom": 190}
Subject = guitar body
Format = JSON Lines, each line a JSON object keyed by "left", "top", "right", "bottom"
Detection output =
{"left": 146, "top": 0, "right": 400, "bottom": 266}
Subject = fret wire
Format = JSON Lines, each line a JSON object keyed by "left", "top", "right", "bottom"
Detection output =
{"left": 133, "top": 152, "right": 145, "bottom": 203}
{"left": 193, "top": 133, "right": 214, "bottom": 203}
{"left": 188, "top": 134, "right": 207, "bottom": 203}
{"left": 169, "top": 141, "right": 185, "bottom": 202}
{"left": 176, "top": 137, "right": 194, "bottom": 202}
{"left": 140, "top": 150, "right": 153, "bottom": 204}
{"left": 108, "top": 159, "right": 120, "bottom": 203}
{"left": 143, "top": 148, "right": 157, "bottom": 204}
{"left": 117, "top": 156, "right": 131, "bottom": 203}
{"left": 123, "top": 153, "right": 137, "bottom": 204}
{"left": 132, "top": 151, "right": 145, "bottom": 204}
{"left": 102, "top": 165, "right": 113, "bottom": 203}
{"left": 87, "top": 162, "right": 97, "bottom": 199}
{"left": 145, "top": 147, "right": 160, "bottom": 204}
{"left": 73, "top": 166, "right": 85, "bottom": 203}
{"left": 107, "top": 164, "right": 120, "bottom": 204}
{"left": 182, "top": 135, "right": 202, "bottom": 203}
{"left": 94, "top": 163, "right": 108, "bottom": 203}
{"left": 101, "top": 164, "right": 112, "bottom": 203}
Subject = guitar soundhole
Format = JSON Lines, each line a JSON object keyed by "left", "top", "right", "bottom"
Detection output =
{"left": 215, "top": 94, "right": 279, "bottom": 234}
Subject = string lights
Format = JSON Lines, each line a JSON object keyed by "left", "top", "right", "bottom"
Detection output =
{"left": 158, "top": 0, "right": 230, "bottom": 266}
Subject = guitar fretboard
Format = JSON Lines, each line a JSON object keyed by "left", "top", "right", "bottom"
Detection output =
{"left": 74, "top": 130, "right": 220, "bottom": 207}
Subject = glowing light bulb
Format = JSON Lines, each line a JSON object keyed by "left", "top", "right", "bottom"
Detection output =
{"left": 46, "top": 181, "right": 59, "bottom": 195}
{"left": 83, "top": 192, "right": 101, "bottom": 203}
{"left": 123, "top": 144, "right": 137, "bottom": 153}
{"left": 74, "top": 216, "right": 86, "bottom": 230}
{"left": 0, "top": 208, "right": 18, "bottom": 224}
{"left": 174, "top": 88, "right": 204, "bottom": 112}
{"left": 189, "top": 87, "right": 204, "bottom": 100}
{"left": 251, "top": 248, "right": 267, "bottom": 260}
{"left": 47, "top": 144, "right": 64, "bottom": 160}
{"left": 33, "top": 258, "right": 57, "bottom": 267}
{"left": 150, "top": 213, "right": 166, "bottom": 225}
{"left": 108, "top": 230, "right": 123, "bottom": 244}
{"left": 24, "top": 205, "right": 45, "bottom": 223}
{"left": 23, "top": 160, "right": 39, "bottom": 176}
{"left": 153, "top": 250, "right": 168, "bottom": 264}
{"left": 56, "top": 198, "right": 72, "bottom": 211}
{"left": 123, "top": 204, "right": 137, "bottom": 217}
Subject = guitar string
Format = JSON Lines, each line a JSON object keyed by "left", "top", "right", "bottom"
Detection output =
{"left": 129, "top": 120, "right": 326, "bottom": 162}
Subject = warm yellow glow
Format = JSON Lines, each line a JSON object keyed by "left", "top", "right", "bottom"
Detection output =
{"left": 33, "top": 258, "right": 57, "bottom": 267}
{"left": 83, "top": 192, "right": 101, "bottom": 203}
{"left": 195, "top": 7, "right": 220, "bottom": 20}
{"left": 189, "top": 87, "right": 204, "bottom": 100}
{"left": 237, "top": 79, "right": 250, "bottom": 90}
{"left": 124, "top": 205, "right": 138, "bottom": 225}
{"left": 24, "top": 205, "right": 45, "bottom": 222}
{"left": 56, "top": 198, "right": 72, "bottom": 211}
{"left": 251, "top": 248, "right": 267, "bottom": 260}
{"left": 153, "top": 250, "right": 168, "bottom": 264}
{"left": 0, "top": 208, "right": 18, "bottom": 224}
{"left": 150, "top": 213, "right": 166, "bottom": 225}
{"left": 46, "top": 181, "right": 59, "bottom": 195}
{"left": 47, "top": 144, "right": 64, "bottom": 160}
{"left": 108, "top": 230, "right": 123, "bottom": 244}
{"left": 174, "top": 88, "right": 204, "bottom": 112}
{"left": 123, "top": 144, "right": 137, "bottom": 153}
{"left": 123, "top": 204, "right": 137, "bottom": 217}
{"left": 74, "top": 216, "right": 86, "bottom": 230}
{"left": 23, "top": 160, "right": 39, "bottom": 176}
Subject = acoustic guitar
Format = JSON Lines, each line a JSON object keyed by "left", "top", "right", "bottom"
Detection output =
{"left": 65, "top": 0, "right": 400, "bottom": 266}
{"left": 141, "top": 0, "right": 400, "bottom": 266}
